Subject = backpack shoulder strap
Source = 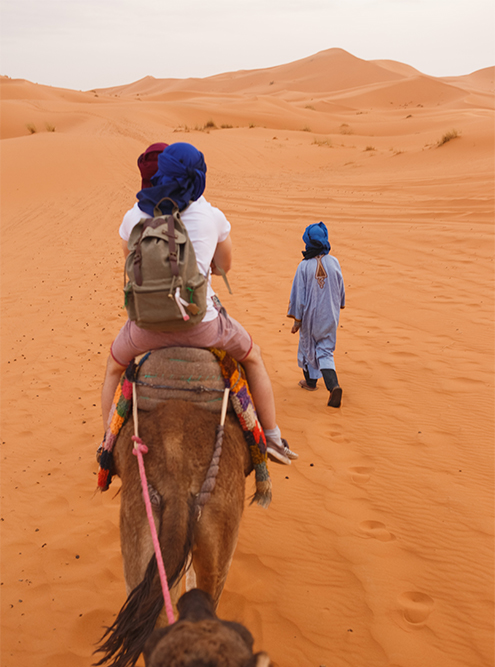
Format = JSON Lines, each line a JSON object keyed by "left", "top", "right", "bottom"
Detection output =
{"left": 153, "top": 197, "right": 179, "bottom": 217}
{"left": 166, "top": 215, "right": 179, "bottom": 277}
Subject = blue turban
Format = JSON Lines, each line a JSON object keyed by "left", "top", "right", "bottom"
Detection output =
{"left": 302, "top": 222, "right": 331, "bottom": 259}
{"left": 136, "top": 142, "right": 207, "bottom": 216}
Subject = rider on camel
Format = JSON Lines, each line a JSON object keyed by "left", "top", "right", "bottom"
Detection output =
{"left": 101, "top": 142, "right": 297, "bottom": 465}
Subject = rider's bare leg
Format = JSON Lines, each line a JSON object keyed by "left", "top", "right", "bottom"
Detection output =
{"left": 241, "top": 343, "right": 298, "bottom": 464}
{"left": 101, "top": 355, "right": 127, "bottom": 431}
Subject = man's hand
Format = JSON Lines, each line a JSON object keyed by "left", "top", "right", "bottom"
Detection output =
{"left": 291, "top": 321, "right": 301, "bottom": 334}
{"left": 121, "top": 238, "right": 130, "bottom": 259}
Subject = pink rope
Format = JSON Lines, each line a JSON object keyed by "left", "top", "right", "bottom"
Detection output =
{"left": 132, "top": 435, "right": 175, "bottom": 626}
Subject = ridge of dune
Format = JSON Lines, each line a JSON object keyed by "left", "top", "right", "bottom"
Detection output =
{"left": 87, "top": 48, "right": 492, "bottom": 112}
{"left": 95, "top": 75, "right": 181, "bottom": 98}
{"left": 442, "top": 65, "right": 495, "bottom": 93}
{"left": 94, "top": 48, "right": 407, "bottom": 98}
{"left": 0, "top": 76, "right": 97, "bottom": 103}
{"left": 326, "top": 73, "right": 472, "bottom": 109}
{"left": 370, "top": 59, "right": 424, "bottom": 77}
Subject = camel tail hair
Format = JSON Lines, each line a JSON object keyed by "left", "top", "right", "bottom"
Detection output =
{"left": 93, "top": 497, "right": 197, "bottom": 667}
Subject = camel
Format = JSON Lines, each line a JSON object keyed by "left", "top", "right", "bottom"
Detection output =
{"left": 95, "top": 348, "right": 267, "bottom": 667}
{"left": 143, "top": 588, "right": 271, "bottom": 667}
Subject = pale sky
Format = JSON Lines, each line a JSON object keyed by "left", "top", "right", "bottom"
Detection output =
{"left": 1, "top": 0, "right": 494, "bottom": 90}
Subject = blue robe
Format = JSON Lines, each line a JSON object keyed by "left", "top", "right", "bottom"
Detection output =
{"left": 288, "top": 255, "right": 345, "bottom": 379}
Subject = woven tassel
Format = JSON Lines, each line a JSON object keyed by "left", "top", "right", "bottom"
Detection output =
{"left": 252, "top": 480, "right": 272, "bottom": 508}
{"left": 174, "top": 287, "right": 190, "bottom": 321}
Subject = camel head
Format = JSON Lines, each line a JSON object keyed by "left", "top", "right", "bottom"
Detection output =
{"left": 143, "top": 588, "right": 271, "bottom": 667}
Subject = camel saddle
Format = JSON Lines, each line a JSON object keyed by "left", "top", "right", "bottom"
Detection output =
{"left": 98, "top": 346, "right": 271, "bottom": 505}
{"left": 134, "top": 347, "right": 230, "bottom": 413}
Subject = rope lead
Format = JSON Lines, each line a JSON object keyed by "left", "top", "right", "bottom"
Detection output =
{"left": 132, "top": 383, "right": 175, "bottom": 625}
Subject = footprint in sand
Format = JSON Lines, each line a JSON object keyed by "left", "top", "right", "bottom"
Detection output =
{"left": 349, "top": 466, "right": 373, "bottom": 484}
{"left": 359, "top": 520, "right": 396, "bottom": 542}
{"left": 398, "top": 592, "right": 434, "bottom": 625}
{"left": 328, "top": 429, "right": 345, "bottom": 443}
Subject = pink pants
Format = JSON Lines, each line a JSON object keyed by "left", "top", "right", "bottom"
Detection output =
{"left": 110, "top": 312, "right": 253, "bottom": 367}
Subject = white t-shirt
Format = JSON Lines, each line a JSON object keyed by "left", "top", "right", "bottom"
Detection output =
{"left": 119, "top": 196, "right": 231, "bottom": 322}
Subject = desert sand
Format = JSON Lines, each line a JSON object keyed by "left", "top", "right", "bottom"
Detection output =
{"left": 1, "top": 48, "right": 494, "bottom": 667}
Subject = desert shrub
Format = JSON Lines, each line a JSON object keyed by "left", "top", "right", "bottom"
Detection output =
{"left": 339, "top": 123, "right": 353, "bottom": 135}
{"left": 45, "top": 123, "right": 56, "bottom": 132}
{"left": 437, "top": 129, "right": 459, "bottom": 146}
{"left": 312, "top": 138, "right": 332, "bottom": 148}
{"left": 249, "top": 123, "right": 256, "bottom": 129}
{"left": 364, "top": 145, "right": 376, "bottom": 152}
{"left": 305, "top": 105, "right": 316, "bottom": 111}
{"left": 220, "top": 124, "right": 233, "bottom": 129}
{"left": 204, "top": 119, "right": 217, "bottom": 129}
{"left": 302, "top": 126, "right": 312, "bottom": 132}
{"left": 26, "top": 123, "right": 37, "bottom": 134}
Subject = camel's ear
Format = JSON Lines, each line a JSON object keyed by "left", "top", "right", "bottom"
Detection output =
{"left": 142, "top": 626, "right": 173, "bottom": 665}
{"left": 248, "top": 652, "right": 271, "bottom": 667}
{"left": 223, "top": 620, "right": 254, "bottom": 649}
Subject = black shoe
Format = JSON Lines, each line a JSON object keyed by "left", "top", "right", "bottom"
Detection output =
{"left": 327, "top": 386, "right": 342, "bottom": 408}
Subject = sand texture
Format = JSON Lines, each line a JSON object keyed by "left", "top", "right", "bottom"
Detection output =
{"left": 1, "top": 48, "right": 494, "bottom": 666}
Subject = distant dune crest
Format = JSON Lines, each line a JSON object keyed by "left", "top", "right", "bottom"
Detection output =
{"left": 1, "top": 48, "right": 493, "bottom": 101}
{"left": 0, "top": 47, "right": 493, "bottom": 140}
{"left": 91, "top": 48, "right": 494, "bottom": 98}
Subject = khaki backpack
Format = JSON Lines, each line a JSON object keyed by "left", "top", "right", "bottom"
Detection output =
{"left": 124, "top": 198, "right": 207, "bottom": 331}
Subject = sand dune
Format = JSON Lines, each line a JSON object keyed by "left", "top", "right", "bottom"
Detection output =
{"left": 1, "top": 48, "right": 493, "bottom": 667}
{"left": 95, "top": 49, "right": 405, "bottom": 98}
{"left": 443, "top": 66, "right": 495, "bottom": 92}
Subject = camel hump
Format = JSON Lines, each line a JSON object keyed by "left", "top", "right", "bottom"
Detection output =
{"left": 135, "top": 347, "right": 228, "bottom": 413}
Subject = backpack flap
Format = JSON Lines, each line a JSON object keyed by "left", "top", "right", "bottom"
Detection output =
{"left": 124, "top": 208, "right": 207, "bottom": 332}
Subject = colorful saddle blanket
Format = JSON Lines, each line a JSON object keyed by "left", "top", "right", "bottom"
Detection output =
{"left": 97, "top": 347, "right": 271, "bottom": 507}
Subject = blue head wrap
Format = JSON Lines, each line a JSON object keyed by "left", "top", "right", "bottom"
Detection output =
{"left": 136, "top": 142, "right": 207, "bottom": 215}
{"left": 302, "top": 222, "right": 331, "bottom": 259}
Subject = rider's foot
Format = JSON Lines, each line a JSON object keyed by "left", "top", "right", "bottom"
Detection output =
{"left": 266, "top": 437, "right": 298, "bottom": 465}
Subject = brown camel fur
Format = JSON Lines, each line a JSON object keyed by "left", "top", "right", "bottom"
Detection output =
{"left": 95, "top": 399, "right": 253, "bottom": 667}
{"left": 143, "top": 589, "right": 271, "bottom": 667}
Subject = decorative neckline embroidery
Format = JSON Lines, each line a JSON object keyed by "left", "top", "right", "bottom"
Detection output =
{"left": 315, "top": 255, "right": 327, "bottom": 288}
